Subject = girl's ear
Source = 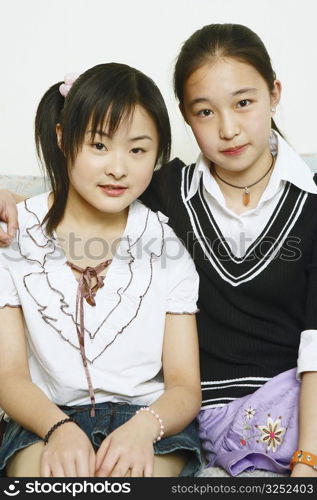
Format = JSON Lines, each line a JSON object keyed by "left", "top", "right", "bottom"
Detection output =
{"left": 271, "top": 80, "right": 282, "bottom": 108}
{"left": 179, "top": 103, "right": 189, "bottom": 125}
{"left": 56, "top": 123, "right": 63, "bottom": 150}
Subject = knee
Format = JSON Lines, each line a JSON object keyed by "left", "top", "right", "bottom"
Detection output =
{"left": 153, "top": 451, "right": 189, "bottom": 477}
{"left": 6, "top": 442, "right": 44, "bottom": 477}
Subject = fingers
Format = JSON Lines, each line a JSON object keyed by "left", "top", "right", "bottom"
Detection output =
{"left": 41, "top": 455, "right": 91, "bottom": 478}
{"left": 66, "top": 452, "right": 87, "bottom": 477}
{"left": 0, "top": 226, "right": 12, "bottom": 246}
{"left": 7, "top": 221, "right": 19, "bottom": 240}
{"left": 129, "top": 465, "right": 144, "bottom": 477}
{"left": 95, "top": 448, "right": 118, "bottom": 477}
{"left": 75, "top": 451, "right": 94, "bottom": 477}
{"left": 45, "top": 461, "right": 65, "bottom": 478}
{"left": 95, "top": 432, "right": 154, "bottom": 477}
{"left": 0, "top": 205, "right": 18, "bottom": 241}
{"left": 41, "top": 456, "right": 74, "bottom": 478}
{"left": 95, "top": 438, "right": 110, "bottom": 471}
{"left": 143, "top": 461, "right": 154, "bottom": 477}
{"left": 40, "top": 461, "right": 51, "bottom": 478}
{"left": 0, "top": 220, "right": 18, "bottom": 246}
{"left": 40, "top": 439, "right": 96, "bottom": 477}
{"left": 109, "top": 459, "right": 132, "bottom": 478}
{"left": 51, "top": 464, "right": 67, "bottom": 478}
{"left": 89, "top": 450, "right": 96, "bottom": 477}
{"left": 97, "top": 454, "right": 149, "bottom": 477}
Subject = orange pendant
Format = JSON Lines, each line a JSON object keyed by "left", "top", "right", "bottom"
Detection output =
{"left": 243, "top": 188, "right": 250, "bottom": 206}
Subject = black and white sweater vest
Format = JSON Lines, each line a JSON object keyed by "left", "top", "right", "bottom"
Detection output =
{"left": 141, "top": 159, "right": 317, "bottom": 408}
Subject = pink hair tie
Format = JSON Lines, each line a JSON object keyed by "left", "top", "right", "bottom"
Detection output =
{"left": 59, "top": 72, "right": 80, "bottom": 97}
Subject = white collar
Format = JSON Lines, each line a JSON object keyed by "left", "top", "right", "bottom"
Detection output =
{"left": 185, "top": 132, "right": 317, "bottom": 203}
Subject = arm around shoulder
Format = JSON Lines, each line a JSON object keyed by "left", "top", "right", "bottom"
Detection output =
{"left": 0, "top": 189, "right": 22, "bottom": 244}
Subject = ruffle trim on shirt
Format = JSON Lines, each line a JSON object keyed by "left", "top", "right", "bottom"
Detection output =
{"left": 166, "top": 309, "right": 200, "bottom": 315}
{"left": 17, "top": 196, "right": 167, "bottom": 364}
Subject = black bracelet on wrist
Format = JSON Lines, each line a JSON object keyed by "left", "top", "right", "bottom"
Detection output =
{"left": 43, "top": 417, "right": 76, "bottom": 445}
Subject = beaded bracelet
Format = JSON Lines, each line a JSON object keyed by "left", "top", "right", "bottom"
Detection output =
{"left": 135, "top": 407, "right": 165, "bottom": 443}
{"left": 43, "top": 417, "right": 76, "bottom": 445}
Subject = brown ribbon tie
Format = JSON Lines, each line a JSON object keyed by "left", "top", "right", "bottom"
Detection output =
{"left": 67, "top": 259, "right": 112, "bottom": 417}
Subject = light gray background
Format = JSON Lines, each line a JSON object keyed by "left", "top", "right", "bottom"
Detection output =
{"left": 1, "top": 0, "right": 316, "bottom": 175}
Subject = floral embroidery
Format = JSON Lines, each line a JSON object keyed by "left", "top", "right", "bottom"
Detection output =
{"left": 257, "top": 416, "right": 286, "bottom": 452}
{"left": 244, "top": 406, "right": 256, "bottom": 420}
{"left": 239, "top": 408, "right": 287, "bottom": 453}
{"left": 239, "top": 406, "right": 258, "bottom": 448}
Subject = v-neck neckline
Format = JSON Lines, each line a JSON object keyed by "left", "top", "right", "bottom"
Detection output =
{"left": 43, "top": 191, "right": 132, "bottom": 293}
{"left": 67, "top": 258, "right": 113, "bottom": 305}
{"left": 182, "top": 165, "right": 308, "bottom": 286}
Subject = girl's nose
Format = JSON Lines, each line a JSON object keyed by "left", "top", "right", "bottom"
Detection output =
{"left": 219, "top": 112, "right": 240, "bottom": 140}
{"left": 104, "top": 153, "right": 127, "bottom": 179}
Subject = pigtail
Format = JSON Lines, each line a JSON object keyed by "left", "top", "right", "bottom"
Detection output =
{"left": 35, "top": 83, "right": 68, "bottom": 236}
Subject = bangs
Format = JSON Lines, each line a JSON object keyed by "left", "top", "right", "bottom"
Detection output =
{"left": 88, "top": 98, "right": 136, "bottom": 142}
{"left": 60, "top": 62, "right": 170, "bottom": 167}
{"left": 63, "top": 69, "right": 140, "bottom": 162}
{"left": 66, "top": 98, "right": 137, "bottom": 162}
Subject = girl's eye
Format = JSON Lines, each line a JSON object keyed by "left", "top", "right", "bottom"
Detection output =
{"left": 237, "top": 99, "right": 251, "bottom": 108}
{"left": 198, "top": 109, "right": 213, "bottom": 117}
{"left": 131, "top": 147, "right": 145, "bottom": 154}
{"left": 93, "top": 142, "right": 106, "bottom": 151}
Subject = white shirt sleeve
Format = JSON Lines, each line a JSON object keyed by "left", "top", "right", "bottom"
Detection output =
{"left": 164, "top": 225, "right": 199, "bottom": 314}
{"left": 0, "top": 224, "right": 21, "bottom": 308}
{"left": 296, "top": 329, "right": 317, "bottom": 380}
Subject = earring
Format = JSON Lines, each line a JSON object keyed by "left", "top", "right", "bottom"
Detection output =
{"left": 271, "top": 107, "right": 276, "bottom": 113}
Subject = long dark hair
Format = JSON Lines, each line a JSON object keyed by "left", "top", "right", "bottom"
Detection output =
{"left": 35, "top": 63, "right": 171, "bottom": 235}
{"left": 174, "top": 23, "right": 283, "bottom": 136}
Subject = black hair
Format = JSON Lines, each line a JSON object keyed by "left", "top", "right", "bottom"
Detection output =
{"left": 35, "top": 63, "right": 171, "bottom": 235}
{"left": 174, "top": 23, "right": 283, "bottom": 136}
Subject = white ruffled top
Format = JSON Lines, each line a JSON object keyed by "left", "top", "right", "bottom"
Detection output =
{"left": 0, "top": 192, "right": 199, "bottom": 408}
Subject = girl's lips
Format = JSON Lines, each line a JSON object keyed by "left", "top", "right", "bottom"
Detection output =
{"left": 98, "top": 185, "right": 128, "bottom": 197}
{"left": 221, "top": 144, "right": 248, "bottom": 156}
